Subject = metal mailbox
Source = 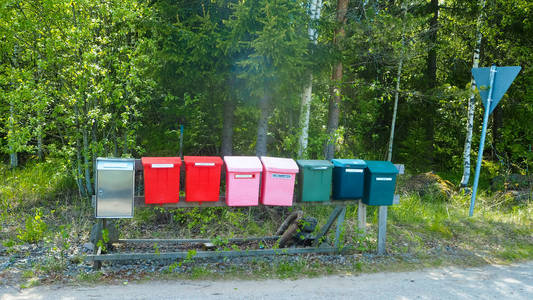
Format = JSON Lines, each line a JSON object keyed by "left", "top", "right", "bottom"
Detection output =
{"left": 331, "top": 159, "right": 367, "bottom": 199}
{"left": 362, "top": 160, "right": 399, "bottom": 206}
{"left": 95, "top": 158, "right": 135, "bottom": 218}
{"left": 296, "top": 160, "right": 333, "bottom": 202}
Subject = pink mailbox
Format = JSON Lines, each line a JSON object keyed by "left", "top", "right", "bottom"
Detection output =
{"left": 260, "top": 156, "right": 299, "bottom": 206}
{"left": 224, "top": 156, "right": 263, "bottom": 206}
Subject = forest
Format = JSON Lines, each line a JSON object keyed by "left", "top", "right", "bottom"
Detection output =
{"left": 1, "top": 0, "right": 531, "bottom": 196}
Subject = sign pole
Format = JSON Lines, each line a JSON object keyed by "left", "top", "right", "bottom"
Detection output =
{"left": 469, "top": 65, "right": 496, "bottom": 216}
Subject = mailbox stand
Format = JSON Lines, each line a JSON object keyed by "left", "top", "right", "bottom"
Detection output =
{"left": 87, "top": 159, "right": 404, "bottom": 269}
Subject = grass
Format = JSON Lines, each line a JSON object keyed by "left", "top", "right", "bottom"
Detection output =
{"left": 1, "top": 160, "right": 532, "bottom": 285}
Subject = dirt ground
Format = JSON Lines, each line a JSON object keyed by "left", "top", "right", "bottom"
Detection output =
{"left": 1, "top": 260, "right": 532, "bottom": 300}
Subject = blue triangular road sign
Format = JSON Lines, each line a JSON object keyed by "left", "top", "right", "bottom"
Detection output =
{"left": 471, "top": 66, "right": 521, "bottom": 114}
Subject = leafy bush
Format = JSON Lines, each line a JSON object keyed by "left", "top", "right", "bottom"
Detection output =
{"left": 17, "top": 210, "right": 48, "bottom": 244}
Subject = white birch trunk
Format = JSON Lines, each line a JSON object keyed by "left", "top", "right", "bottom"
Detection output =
{"left": 461, "top": 0, "right": 486, "bottom": 187}
{"left": 387, "top": 57, "right": 403, "bottom": 162}
{"left": 297, "top": 0, "right": 322, "bottom": 157}
{"left": 298, "top": 73, "right": 313, "bottom": 157}
{"left": 387, "top": 4, "right": 407, "bottom": 162}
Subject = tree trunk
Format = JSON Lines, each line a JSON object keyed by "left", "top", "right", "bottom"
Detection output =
{"left": 298, "top": 72, "right": 313, "bottom": 158}
{"left": 491, "top": 105, "right": 502, "bottom": 160}
{"left": 83, "top": 126, "right": 93, "bottom": 196}
{"left": 297, "top": 0, "right": 322, "bottom": 158}
{"left": 423, "top": 0, "right": 438, "bottom": 166}
{"left": 387, "top": 56, "right": 403, "bottom": 162}
{"left": 37, "top": 128, "right": 43, "bottom": 160}
{"left": 221, "top": 98, "right": 235, "bottom": 156}
{"left": 256, "top": 94, "right": 271, "bottom": 157}
{"left": 325, "top": 0, "right": 349, "bottom": 160}
{"left": 387, "top": 4, "right": 407, "bottom": 163}
{"left": 9, "top": 102, "right": 18, "bottom": 168}
{"left": 461, "top": 0, "right": 486, "bottom": 188}
{"left": 76, "top": 142, "right": 86, "bottom": 197}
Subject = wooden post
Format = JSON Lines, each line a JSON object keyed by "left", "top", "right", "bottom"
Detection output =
{"left": 357, "top": 200, "right": 366, "bottom": 235}
{"left": 377, "top": 206, "right": 388, "bottom": 255}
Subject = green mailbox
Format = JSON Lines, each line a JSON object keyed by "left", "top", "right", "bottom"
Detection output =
{"left": 362, "top": 160, "right": 399, "bottom": 206}
{"left": 296, "top": 160, "right": 333, "bottom": 202}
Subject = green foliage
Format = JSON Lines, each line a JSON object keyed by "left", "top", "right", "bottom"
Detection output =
{"left": 0, "top": 0, "right": 530, "bottom": 180}
{"left": 17, "top": 210, "right": 48, "bottom": 244}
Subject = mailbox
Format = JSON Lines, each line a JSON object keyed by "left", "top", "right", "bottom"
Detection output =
{"left": 296, "top": 160, "right": 333, "bottom": 202}
{"left": 95, "top": 158, "right": 135, "bottom": 218}
{"left": 362, "top": 160, "right": 399, "bottom": 206}
{"left": 184, "top": 156, "right": 223, "bottom": 202}
{"left": 260, "top": 156, "right": 299, "bottom": 206}
{"left": 224, "top": 156, "right": 262, "bottom": 206}
{"left": 331, "top": 159, "right": 367, "bottom": 199}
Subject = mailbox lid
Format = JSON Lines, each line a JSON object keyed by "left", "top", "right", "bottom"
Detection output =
{"left": 96, "top": 158, "right": 135, "bottom": 218}
{"left": 331, "top": 159, "right": 366, "bottom": 168}
{"left": 96, "top": 158, "right": 135, "bottom": 170}
{"left": 260, "top": 156, "right": 299, "bottom": 174}
{"left": 224, "top": 156, "right": 262, "bottom": 173}
{"left": 296, "top": 160, "right": 333, "bottom": 169}
{"left": 365, "top": 160, "right": 399, "bottom": 175}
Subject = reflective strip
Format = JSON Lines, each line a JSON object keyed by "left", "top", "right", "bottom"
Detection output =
{"left": 376, "top": 177, "right": 393, "bottom": 181}
{"left": 97, "top": 162, "right": 132, "bottom": 170}
{"left": 312, "top": 167, "right": 328, "bottom": 170}
{"left": 195, "top": 162, "right": 215, "bottom": 166}
{"left": 346, "top": 169, "right": 363, "bottom": 173}
{"left": 152, "top": 164, "right": 174, "bottom": 168}
{"left": 272, "top": 174, "right": 291, "bottom": 179}
{"left": 235, "top": 174, "right": 253, "bottom": 179}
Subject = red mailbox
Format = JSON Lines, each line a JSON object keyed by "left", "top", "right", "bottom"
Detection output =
{"left": 184, "top": 156, "right": 223, "bottom": 202}
{"left": 141, "top": 157, "right": 182, "bottom": 204}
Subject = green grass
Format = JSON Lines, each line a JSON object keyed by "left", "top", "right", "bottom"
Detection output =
{"left": 0, "top": 159, "right": 74, "bottom": 213}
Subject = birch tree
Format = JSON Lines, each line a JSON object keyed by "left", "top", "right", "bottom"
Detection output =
{"left": 298, "top": 0, "right": 322, "bottom": 158}
{"left": 387, "top": 4, "right": 408, "bottom": 162}
{"left": 460, "top": 0, "right": 486, "bottom": 188}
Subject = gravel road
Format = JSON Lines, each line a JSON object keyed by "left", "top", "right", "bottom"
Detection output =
{"left": 1, "top": 261, "right": 532, "bottom": 300}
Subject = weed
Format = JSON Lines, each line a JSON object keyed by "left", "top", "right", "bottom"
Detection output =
{"left": 165, "top": 261, "right": 179, "bottom": 274}
{"left": 17, "top": 210, "right": 48, "bottom": 244}
{"left": 179, "top": 249, "right": 197, "bottom": 267}
{"left": 77, "top": 271, "right": 103, "bottom": 283}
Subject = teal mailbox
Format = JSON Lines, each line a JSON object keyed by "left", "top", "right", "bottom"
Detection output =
{"left": 363, "top": 160, "right": 399, "bottom": 206}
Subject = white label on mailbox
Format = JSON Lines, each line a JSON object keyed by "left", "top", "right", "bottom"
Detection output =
{"left": 273, "top": 174, "right": 291, "bottom": 179}
{"left": 346, "top": 169, "right": 363, "bottom": 173}
{"left": 195, "top": 163, "right": 215, "bottom": 166}
{"left": 376, "top": 177, "right": 393, "bottom": 181}
{"left": 100, "top": 163, "right": 130, "bottom": 169}
{"left": 152, "top": 164, "right": 173, "bottom": 168}
{"left": 235, "top": 174, "right": 253, "bottom": 179}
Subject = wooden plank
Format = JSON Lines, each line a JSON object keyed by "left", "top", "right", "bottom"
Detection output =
{"left": 334, "top": 206, "right": 346, "bottom": 249}
{"left": 377, "top": 206, "right": 388, "bottom": 255}
{"left": 85, "top": 247, "right": 340, "bottom": 262}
